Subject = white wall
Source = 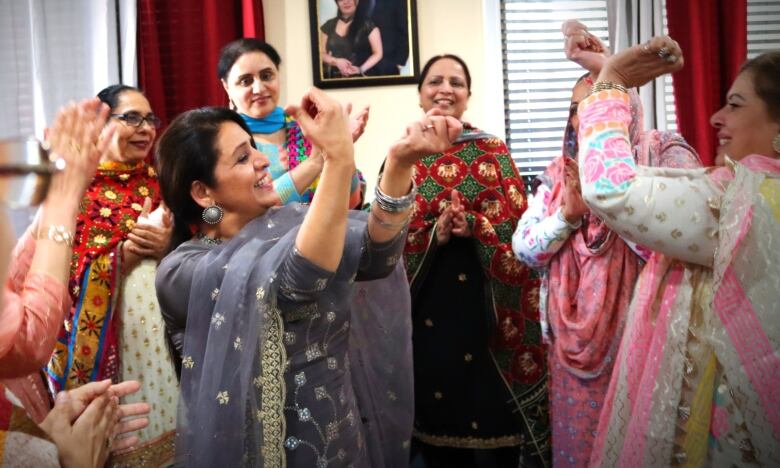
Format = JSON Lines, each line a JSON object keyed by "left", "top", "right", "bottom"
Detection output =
{"left": 263, "top": 0, "right": 504, "bottom": 197}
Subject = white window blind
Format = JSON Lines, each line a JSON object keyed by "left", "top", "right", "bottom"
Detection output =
{"left": 500, "top": 0, "right": 609, "bottom": 186}
{"left": 748, "top": 0, "right": 780, "bottom": 58}
{"left": 660, "top": 0, "right": 677, "bottom": 132}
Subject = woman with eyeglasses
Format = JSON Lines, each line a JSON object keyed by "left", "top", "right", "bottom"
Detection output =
{"left": 43, "top": 85, "right": 177, "bottom": 466}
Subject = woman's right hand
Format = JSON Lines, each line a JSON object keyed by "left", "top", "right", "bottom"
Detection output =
{"left": 562, "top": 20, "right": 609, "bottom": 76}
{"left": 387, "top": 109, "right": 463, "bottom": 168}
{"left": 285, "top": 88, "right": 354, "bottom": 168}
{"left": 40, "top": 391, "right": 118, "bottom": 468}
{"left": 598, "top": 35, "right": 684, "bottom": 88}
{"left": 46, "top": 99, "right": 116, "bottom": 209}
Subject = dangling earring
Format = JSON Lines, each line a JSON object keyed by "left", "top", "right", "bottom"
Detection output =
{"left": 773, "top": 134, "right": 780, "bottom": 155}
{"left": 202, "top": 204, "right": 224, "bottom": 224}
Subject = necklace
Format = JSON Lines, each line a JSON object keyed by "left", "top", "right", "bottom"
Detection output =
{"left": 196, "top": 232, "right": 223, "bottom": 245}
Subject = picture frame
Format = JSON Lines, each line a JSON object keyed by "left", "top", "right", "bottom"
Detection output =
{"left": 308, "top": 0, "right": 420, "bottom": 89}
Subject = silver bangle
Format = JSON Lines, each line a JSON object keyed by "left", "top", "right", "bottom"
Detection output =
{"left": 374, "top": 175, "right": 417, "bottom": 213}
{"left": 370, "top": 204, "right": 411, "bottom": 230}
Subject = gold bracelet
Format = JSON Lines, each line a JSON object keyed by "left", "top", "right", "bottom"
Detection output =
{"left": 590, "top": 81, "right": 629, "bottom": 95}
{"left": 36, "top": 225, "right": 74, "bottom": 247}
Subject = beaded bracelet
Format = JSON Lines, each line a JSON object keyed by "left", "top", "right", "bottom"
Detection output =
{"left": 374, "top": 175, "right": 417, "bottom": 213}
{"left": 37, "top": 224, "right": 74, "bottom": 247}
{"left": 590, "top": 81, "right": 629, "bottom": 95}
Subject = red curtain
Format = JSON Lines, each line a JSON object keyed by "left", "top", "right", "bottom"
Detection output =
{"left": 137, "top": 0, "right": 264, "bottom": 128}
{"left": 666, "top": 0, "right": 746, "bottom": 166}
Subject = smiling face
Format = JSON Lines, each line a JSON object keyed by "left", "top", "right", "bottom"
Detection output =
{"left": 106, "top": 91, "right": 156, "bottom": 163}
{"left": 222, "top": 51, "right": 280, "bottom": 120}
{"left": 204, "top": 121, "right": 277, "bottom": 229}
{"left": 710, "top": 70, "right": 780, "bottom": 165}
{"left": 337, "top": 0, "right": 357, "bottom": 16}
{"left": 418, "top": 58, "right": 470, "bottom": 120}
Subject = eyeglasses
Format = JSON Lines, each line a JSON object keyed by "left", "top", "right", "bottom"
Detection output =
{"left": 111, "top": 112, "right": 162, "bottom": 129}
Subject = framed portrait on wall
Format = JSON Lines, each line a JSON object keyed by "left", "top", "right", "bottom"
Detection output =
{"left": 308, "top": 0, "right": 420, "bottom": 89}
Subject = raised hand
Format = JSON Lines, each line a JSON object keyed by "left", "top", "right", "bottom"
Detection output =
{"left": 285, "top": 88, "right": 354, "bottom": 168}
{"left": 387, "top": 108, "right": 463, "bottom": 168}
{"left": 46, "top": 99, "right": 116, "bottom": 207}
{"left": 562, "top": 20, "right": 609, "bottom": 76}
{"left": 348, "top": 104, "right": 370, "bottom": 142}
{"left": 598, "top": 35, "right": 684, "bottom": 88}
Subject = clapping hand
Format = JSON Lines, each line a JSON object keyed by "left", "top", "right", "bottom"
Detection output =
{"left": 436, "top": 189, "right": 472, "bottom": 245}
{"left": 126, "top": 197, "right": 173, "bottom": 260}
{"left": 561, "top": 159, "right": 588, "bottom": 225}
{"left": 46, "top": 99, "right": 116, "bottom": 208}
{"left": 562, "top": 20, "right": 609, "bottom": 76}
{"left": 39, "top": 378, "right": 152, "bottom": 468}
{"left": 348, "top": 103, "right": 370, "bottom": 142}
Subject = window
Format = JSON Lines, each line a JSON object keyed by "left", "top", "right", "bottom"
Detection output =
{"left": 747, "top": 0, "right": 780, "bottom": 58}
{"left": 500, "top": 0, "right": 609, "bottom": 187}
{"left": 659, "top": 0, "right": 780, "bottom": 133}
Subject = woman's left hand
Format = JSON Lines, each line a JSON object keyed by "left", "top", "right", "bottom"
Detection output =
{"left": 449, "top": 190, "right": 472, "bottom": 238}
{"left": 387, "top": 109, "right": 463, "bottom": 168}
{"left": 561, "top": 159, "right": 589, "bottom": 224}
{"left": 598, "top": 35, "right": 684, "bottom": 88}
{"left": 348, "top": 104, "right": 370, "bottom": 142}
{"left": 126, "top": 198, "right": 173, "bottom": 260}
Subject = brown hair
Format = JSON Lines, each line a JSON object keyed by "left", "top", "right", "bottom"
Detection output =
{"left": 740, "top": 50, "right": 780, "bottom": 122}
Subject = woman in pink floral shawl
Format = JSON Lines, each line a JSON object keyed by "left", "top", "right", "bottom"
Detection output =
{"left": 513, "top": 23, "right": 700, "bottom": 467}
{"left": 580, "top": 39, "right": 780, "bottom": 466}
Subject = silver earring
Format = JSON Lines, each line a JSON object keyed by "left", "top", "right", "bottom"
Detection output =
{"left": 202, "top": 204, "right": 223, "bottom": 224}
{"left": 773, "top": 134, "right": 780, "bottom": 155}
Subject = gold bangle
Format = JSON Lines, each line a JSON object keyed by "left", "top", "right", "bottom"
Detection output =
{"left": 590, "top": 81, "right": 629, "bottom": 95}
{"left": 36, "top": 225, "right": 74, "bottom": 247}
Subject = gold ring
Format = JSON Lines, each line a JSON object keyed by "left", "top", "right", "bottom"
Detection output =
{"left": 70, "top": 141, "right": 82, "bottom": 153}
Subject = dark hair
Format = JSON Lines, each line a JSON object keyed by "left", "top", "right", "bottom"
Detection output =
{"left": 417, "top": 54, "right": 472, "bottom": 95}
{"left": 155, "top": 107, "right": 254, "bottom": 250}
{"left": 217, "top": 39, "right": 282, "bottom": 81}
{"left": 740, "top": 50, "right": 780, "bottom": 122}
{"left": 96, "top": 84, "right": 142, "bottom": 111}
{"left": 333, "top": 0, "right": 370, "bottom": 45}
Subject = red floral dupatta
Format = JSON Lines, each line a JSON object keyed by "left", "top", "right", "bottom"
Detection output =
{"left": 46, "top": 161, "right": 160, "bottom": 392}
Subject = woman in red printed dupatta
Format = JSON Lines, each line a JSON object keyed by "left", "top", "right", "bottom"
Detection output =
{"left": 45, "top": 85, "right": 177, "bottom": 466}
{"left": 403, "top": 54, "right": 550, "bottom": 468}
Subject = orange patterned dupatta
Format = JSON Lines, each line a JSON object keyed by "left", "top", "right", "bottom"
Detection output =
{"left": 46, "top": 161, "right": 160, "bottom": 392}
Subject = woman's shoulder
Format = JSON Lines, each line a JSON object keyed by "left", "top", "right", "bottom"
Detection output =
{"left": 321, "top": 17, "right": 339, "bottom": 33}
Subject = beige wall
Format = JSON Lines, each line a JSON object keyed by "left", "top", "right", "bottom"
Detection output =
{"left": 263, "top": 0, "right": 502, "bottom": 197}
